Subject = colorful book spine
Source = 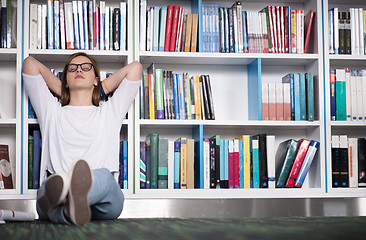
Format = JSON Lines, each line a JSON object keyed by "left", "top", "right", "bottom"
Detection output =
{"left": 149, "top": 133, "right": 159, "bottom": 189}
{"left": 155, "top": 69, "right": 165, "bottom": 119}
{"left": 122, "top": 141, "right": 128, "bottom": 189}
{"left": 294, "top": 73, "right": 301, "bottom": 120}
{"left": 158, "top": 138, "right": 168, "bottom": 189}
{"left": 180, "top": 137, "right": 187, "bottom": 189}
{"left": 286, "top": 139, "right": 311, "bottom": 187}
{"left": 140, "top": 141, "right": 147, "bottom": 189}
{"left": 294, "top": 140, "right": 319, "bottom": 187}
{"left": 335, "top": 69, "right": 346, "bottom": 120}
{"left": 174, "top": 140, "right": 181, "bottom": 189}
{"left": 299, "top": 73, "right": 307, "bottom": 120}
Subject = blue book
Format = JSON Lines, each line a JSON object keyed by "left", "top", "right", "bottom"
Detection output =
{"left": 118, "top": 141, "right": 123, "bottom": 188}
{"left": 28, "top": 98, "right": 36, "bottom": 119}
{"left": 238, "top": 139, "right": 243, "bottom": 189}
{"left": 158, "top": 138, "right": 168, "bottom": 189}
{"left": 252, "top": 136, "right": 260, "bottom": 188}
{"left": 178, "top": 74, "right": 186, "bottom": 119}
{"left": 123, "top": 141, "right": 128, "bottom": 189}
{"left": 294, "top": 141, "right": 319, "bottom": 187}
{"left": 282, "top": 73, "right": 295, "bottom": 120}
{"left": 33, "top": 130, "right": 41, "bottom": 189}
{"left": 174, "top": 140, "right": 181, "bottom": 189}
{"left": 242, "top": 10, "right": 248, "bottom": 53}
{"left": 219, "top": 7, "right": 225, "bottom": 53}
{"left": 299, "top": 73, "right": 307, "bottom": 120}
{"left": 248, "top": 59, "right": 262, "bottom": 120}
{"left": 192, "top": 125, "right": 203, "bottom": 189}
{"left": 287, "top": 6, "right": 291, "bottom": 53}
{"left": 214, "top": 5, "right": 219, "bottom": 53}
{"left": 47, "top": 0, "right": 54, "bottom": 49}
{"left": 293, "top": 73, "right": 301, "bottom": 121}
{"left": 152, "top": 6, "right": 160, "bottom": 51}
{"left": 172, "top": 73, "right": 180, "bottom": 119}
{"left": 220, "top": 139, "right": 225, "bottom": 187}
{"left": 224, "top": 139, "right": 229, "bottom": 188}
{"left": 159, "top": 7, "right": 167, "bottom": 51}
{"left": 54, "top": 1, "right": 60, "bottom": 49}
{"left": 140, "top": 141, "right": 147, "bottom": 189}
{"left": 306, "top": 73, "right": 315, "bottom": 121}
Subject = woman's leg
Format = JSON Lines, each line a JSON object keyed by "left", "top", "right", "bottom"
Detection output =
{"left": 88, "top": 168, "right": 124, "bottom": 220}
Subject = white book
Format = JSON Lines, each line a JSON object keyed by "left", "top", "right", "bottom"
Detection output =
{"left": 37, "top": 5, "right": 42, "bottom": 49}
{"left": 139, "top": 0, "right": 147, "bottom": 51}
{"left": 88, "top": 1, "right": 93, "bottom": 50}
{"left": 281, "top": 6, "right": 285, "bottom": 53}
{"left": 159, "top": 7, "right": 167, "bottom": 51}
{"left": 236, "top": 3, "right": 243, "bottom": 52}
{"left": 268, "top": 82, "right": 277, "bottom": 120}
{"left": 120, "top": 2, "right": 127, "bottom": 51}
{"left": 333, "top": 8, "right": 339, "bottom": 54}
{"left": 348, "top": 138, "right": 358, "bottom": 188}
{"left": 47, "top": 0, "right": 54, "bottom": 49}
{"left": 168, "top": 140, "right": 174, "bottom": 189}
{"left": 105, "top": 6, "right": 109, "bottom": 50}
{"left": 345, "top": 68, "right": 352, "bottom": 121}
{"left": 29, "top": 4, "right": 38, "bottom": 50}
{"left": 146, "top": 7, "right": 152, "bottom": 51}
{"left": 83, "top": 1, "right": 89, "bottom": 50}
{"left": 175, "top": 7, "right": 184, "bottom": 52}
{"left": 350, "top": 70, "right": 358, "bottom": 120}
{"left": 356, "top": 70, "right": 364, "bottom": 120}
{"left": 283, "top": 83, "right": 291, "bottom": 121}
{"left": 258, "top": 12, "right": 263, "bottom": 53}
{"left": 152, "top": 6, "right": 159, "bottom": 51}
{"left": 328, "top": 10, "right": 334, "bottom": 54}
{"left": 72, "top": 1, "right": 80, "bottom": 49}
{"left": 233, "top": 6, "right": 238, "bottom": 52}
{"left": 78, "top": 1, "right": 85, "bottom": 50}
{"left": 350, "top": 8, "right": 356, "bottom": 55}
{"left": 355, "top": 9, "right": 360, "bottom": 55}
{"left": 64, "top": 2, "right": 75, "bottom": 49}
{"left": 362, "top": 70, "right": 366, "bottom": 120}
{"left": 266, "top": 135, "right": 276, "bottom": 189}
{"left": 59, "top": 0, "right": 66, "bottom": 49}
{"left": 359, "top": 8, "right": 364, "bottom": 55}
{"left": 203, "top": 139, "right": 210, "bottom": 189}
{"left": 42, "top": 5, "right": 47, "bottom": 49}
{"left": 99, "top": 1, "right": 105, "bottom": 50}
{"left": 275, "top": 83, "right": 284, "bottom": 121}
{"left": 262, "top": 82, "right": 269, "bottom": 121}
{"left": 54, "top": 1, "right": 60, "bottom": 49}
{"left": 277, "top": 7, "right": 282, "bottom": 53}
{"left": 297, "top": 9, "right": 304, "bottom": 54}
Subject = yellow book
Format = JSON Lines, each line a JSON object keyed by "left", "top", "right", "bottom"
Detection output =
{"left": 184, "top": 14, "right": 193, "bottom": 52}
{"left": 186, "top": 139, "right": 195, "bottom": 189}
{"left": 180, "top": 137, "right": 187, "bottom": 189}
{"left": 191, "top": 14, "right": 198, "bottom": 52}
{"left": 236, "top": 135, "right": 251, "bottom": 188}
{"left": 193, "top": 75, "right": 202, "bottom": 120}
{"left": 148, "top": 73, "right": 155, "bottom": 119}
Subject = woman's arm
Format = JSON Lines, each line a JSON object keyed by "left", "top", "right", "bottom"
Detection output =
{"left": 102, "top": 61, "right": 143, "bottom": 94}
{"left": 23, "top": 56, "right": 62, "bottom": 97}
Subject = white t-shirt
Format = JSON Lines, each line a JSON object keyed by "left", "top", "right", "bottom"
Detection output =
{"left": 23, "top": 73, "right": 141, "bottom": 185}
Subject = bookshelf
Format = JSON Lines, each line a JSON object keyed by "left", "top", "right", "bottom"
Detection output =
{"left": 20, "top": 0, "right": 135, "bottom": 198}
{"left": 133, "top": 0, "right": 325, "bottom": 198}
{"left": 324, "top": 0, "right": 366, "bottom": 196}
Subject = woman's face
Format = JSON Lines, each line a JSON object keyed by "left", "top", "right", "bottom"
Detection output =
{"left": 66, "top": 56, "right": 98, "bottom": 91}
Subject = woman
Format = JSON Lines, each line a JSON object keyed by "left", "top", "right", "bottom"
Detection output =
{"left": 23, "top": 52, "right": 142, "bottom": 225}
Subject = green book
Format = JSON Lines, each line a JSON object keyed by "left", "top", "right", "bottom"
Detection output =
{"left": 28, "top": 136, "right": 34, "bottom": 189}
{"left": 299, "top": 73, "right": 307, "bottom": 120}
{"left": 158, "top": 138, "right": 168, "bottom": 189}
{"left": 275, "top": 139, "right": 300, "bottom": 188}
{"left": 335, "top": 69, "right": 346, "bottom": 120}
{"left": 306, "top": 73, "right": 314, "bottom": 121}
{"left": 155, "top": 69, "right": 165, "bottom": 119}
{"left": 184, "top": 73, "right": 192, "bottom": 120}
{"left": 147, "top": 133, "right": 159, "bottom": 189}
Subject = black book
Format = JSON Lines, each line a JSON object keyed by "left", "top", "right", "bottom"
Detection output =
{"left": 1, "top": 7, "right": 7, "bottom": 48}
{"left": 358, "top": 138, "right": 366, "bottom": 187}
{"left": 228, "top": 7, "right": 235, "bottom": 53}
{"left": 168, "top": 71, "right": 175, "bottom": 120}
{"left": 345, "top": 11, "right": 351, "bottom": 55}
{"left": 338, "top": 12, "right": 345, "bottom": 54}
{"left": 339, "top": 135, "right": 349, "bottom": 187}
{"left": 113, "top": 8, "right": 121, "bottom": 50}
{"left": 209, "top": 135, "right": 220, "bottom": 188}
{"left": 255, "top": 134, "right": 268, "bottom": 188}
{"left": 200, "top": 75, "right": 211, "bottom": 120}
{"left": 205, "top": 75, "right": 215, "bottom": 120}
{"left": 331, "top": 135, "right": 340, "bottom": 188}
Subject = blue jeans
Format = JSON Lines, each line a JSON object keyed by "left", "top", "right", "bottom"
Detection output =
{"left": 36, "top": 168, "right": 124, "bottom": 224}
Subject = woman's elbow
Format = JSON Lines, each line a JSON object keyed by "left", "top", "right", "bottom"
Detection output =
{"left": 126, "top": 61, "right": 143, "bottom": 81}
{"left": 23, "top": 56, "right": 38, "bottom": 75}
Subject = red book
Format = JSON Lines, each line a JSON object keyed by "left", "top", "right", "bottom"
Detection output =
{"left": 284, "top": 6, "right": 289, "bottom": 53}
{"left": 285, "top": 139, "right": 311, "bottom": 187}
{"left": 228, "top": 140, "right": 234, "bottom": 188}
{"left": 93, "top": 4, "right": 97, "bottom": 49}
{"left": 304, "top": 10, "right": 315, "bottom": 53}
{"left": 175, "top": 7, "right": 185, "bottom": 51}
{"left": 169, "top": 6, "right": 180, "bottom": 51}
{"left": 164, "top": 6, "right": 174, "bottom": 51}
{"left": 233, "top": 140, "right": 240, "bottom": 189}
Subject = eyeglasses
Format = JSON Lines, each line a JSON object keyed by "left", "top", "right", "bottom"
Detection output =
{"left": 67, "top": 63, "right": 94, "bottom": 72}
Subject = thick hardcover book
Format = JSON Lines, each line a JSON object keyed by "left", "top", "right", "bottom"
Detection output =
{"left": 335, "top": 69, "right": 346, "bottom": 120}
{"left": 251, "top": 136, "right": 260, "bottom": 188}
{"left": 33, "top": 130, "right": 41, "bottom": 189}
{"left": 348, "top": 138, "right": 358, "bottom": 188}
{"left": 256, "top": 134, "right": 268, "bottom": 188}
{"left": 139, "top": 0, "right": 147, "bottom": 51}
{"left": 304, "top": 10, "right": 314, "bottom": 53}
{"left": 228, "top": 140, "right": 234, "bottom": 188}
{"left": 190, "top": 14, "right": 198, "bottom": 52}
{"left": 175, "top": 7, "right": 185, "bottom": 52}
{"left": 164, "top": 5, "right": 173, "bottom": 51}
{"left": 339, "top": 135, "right": 349, "bottom": 187}
{"left": 291, "top": 9, "right": 297, "bottom": 53}
{"left": 293, "top": 73, "right": 300, "bottom": 120}
{"left": 294, "top": 140, "right": 319, "bottom": 188}
{"left": 174, "top": 140, "right": 180, "bottom": 189}
{"left": 299, "top": 73, "right": 307, "bottom": 121}
{"left": 233, "top": 139, "right": 240, "bottom": 188}
{"left": 358, "top": 138, "right": 366, "bottom": 187}
{"left": 152, "top": 6, "right": 159, "bottom": 51}
{"left": 0, "top": 144, "right": 13, "bottom": 189}
{"left": 275, "top": 139, "right": 300, "bottom": 188}
{"left": 203, "top": 138, "right": 210, "bottom": 189}
{"left": 140, "top": 141, "right": 147, "bottom": 189}
{"left": 148, "top": 133, "right": 159, "bottom": 189}
{"left": 180, "top": 137, "right": 187, "bottom": 189}
{"left": 306, "top": 73, "right": 315, "bottom": 121}
{"left": 169, "top": 6, "right": 180, "bottom": 52}
{"left": 200, "top": 75, "right": 210, "bottom": 120}
{"left": 285, "top": 138, "right": 311, "bottom": 188}
{"left": 186, "top": 139, "right": 195, "bottom": 189}
{"left": 332, "top": 135, "right": 340, "bottom": 187}
{"left": 158, "top": 7, "right": 167, "bottom": 51}
{"left": 158, "top": 138, "right": 168, "bottom": 189}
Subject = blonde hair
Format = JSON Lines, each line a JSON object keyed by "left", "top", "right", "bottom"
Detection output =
{"left": 60, "top": 52, "right": 101, "bottom": 106}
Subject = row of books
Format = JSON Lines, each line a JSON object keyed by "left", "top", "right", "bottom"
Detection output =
{"left": 330, "top": 68, "right": 366, "bottom": 121}
{"left": 328, "top": 8, "right": 366, "bottom": 55}
{"left": 139, "top": 133, "right": 319, "bottom": 189}
{"left": 0, "top": 0, "right": 15, "bottom": 49}
{"left": 29, "top": 0, "right": 127, "bottom": 51}
{"left": 331, "top": 135, "right": 366, "bottom": 188}
{"left": 0, "top": 144, "right": 13, "bottom": 189}
{"left": 140, "top": 63, "right": 215, "bottom": 120}
{"left": 28, "top": 130, "right": 128, "bottom": 189}
{"left": 140, "top": 3, "right": 199, "bottom": 52}
{"left": 262, "top": 73, "right": 314, "bottom": 121}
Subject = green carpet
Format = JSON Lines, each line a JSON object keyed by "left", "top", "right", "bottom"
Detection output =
{"left": 1, "top": 217, "right": 366, "bottom": 240}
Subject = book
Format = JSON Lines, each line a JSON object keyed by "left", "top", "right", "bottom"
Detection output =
{"left": 122, "top": 141, "right": 128, "bottom": 189}
{"left": 113, "top": 7, "right": 120, "bottom": 50}
{"left": 175, "top": 7, "right": 185, "bottom": 52}
{"left": 164, "top": 5, "right": 173, "bottom": 51}
{"left": 306, "top": 73, "right": 315, "bottom": 121}
{"left": 140, "top": 141, "right": 147, "bottom": 189}
{"left": 257, "top": 134, "right": 268, "bottom": 188}
{"left": 64, "top": 2, "right": 74, "bottom": 49}
{"left": 299, "top": 73, "right": 307, "bottom": 120}
{"left": 159, "top": 7, "right": 167, "bottom": 51}
{"left": 339, "top": 135, "right": 349, "bottom": 187}
{"left": 168, "top": 141, "right": 174, "bottom": 189}
{"left": 169, "top": 6, "right": 180, "bottom": 52}
{"left": 147, "top": 133, "right": 159, "bottom": 189}
{"left": 0, "top": 144, "right": 13, "bottom": 189}
{"left": 348, "top": 138, "right": 358, "bottom": 188}
{"left": 304, "top": 10, "right": 314, "bottom": 53}
{"left": 147, "top": 63, "right": 155, "bottom": 119}
{"left": 332, "top": 135, "right": 341, "bottom": 187}
{"left": 33, "top": 130, "right": 41, "bottom": 189}
{"left": 294, "top": 140, "right": 319, "bottom": 187}
{"left": 184, "top": 14, "right": 193, "bottom": 52}
{"left": 180, "top": 137, "right": 187, "bottom": 189}
{"left": 262, "top": 82, "right": 269, "bottom": 121}
{"left": 330, "top": 69, "right": 336, "bottom": 120}
{"left": 209, "top": 135, "right": 220, "bottom": 188}
{"left": 155, "top": 69, "right": 165, "bottom": 119}
{"left": 158, "top": 138, "right": 168, "bottom": 189}
{"left": 251, "top": 136, "right": 260, "bottom": 188}
{"left": 186, "top": 139, "right": 194, "bottom": 189}
{"left": 145, "top": 140, "right": 151, "bottom": 189}
{"left": 174, "top": 140, "right": 180, "bottom": 189}
{"left": 275, "top": 139, "right": 300, "bottom": 188}
{"left": 191, "top": 14, "right": 198, "bottom": 52}
{"left": 358, "top": 138, "right": 366, "bottom": 187}
{"left": 266, "top": 135, "right": 276, "bottom": 188}
{"left": 28, "top": 136, "right": 34, "bottom": 189}
{"left": 152, "top": 6, "right": 159, "bottom": 51}
{"left": 139, "top": 0, "right": 147, "bottom": 51}
{"left": 285, "top": 138, "right": 311, "bottom": 188}
{"left": 335, "top": 69, "right": 346, "bottom": 120}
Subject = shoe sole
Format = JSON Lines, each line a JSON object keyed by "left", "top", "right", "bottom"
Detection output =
{"left": 38, "top": 175, "right": 64, "bottom": 214}
{"left": 69, "top": 160, "right": 92, "bottom": 225}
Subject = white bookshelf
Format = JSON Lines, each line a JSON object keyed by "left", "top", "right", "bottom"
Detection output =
{"left": 323, "top": 0, "right": 366, "bottom": 196}
{"left": 133, "top": 0, "right": 325, "bottom": 198}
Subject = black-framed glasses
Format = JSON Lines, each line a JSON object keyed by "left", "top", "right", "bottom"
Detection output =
{"left": 67, "top": 63, "right": 94, "bottom": 72}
